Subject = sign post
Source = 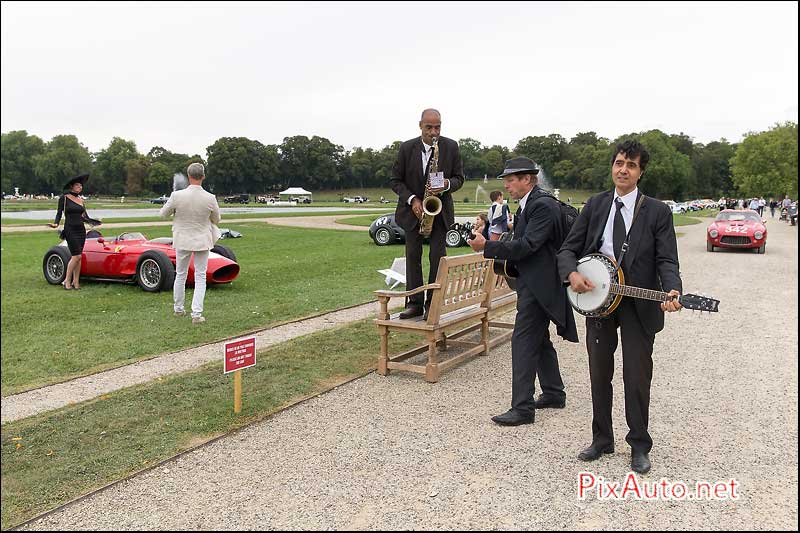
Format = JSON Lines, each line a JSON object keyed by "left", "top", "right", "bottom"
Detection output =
{"left": 224, "top": 337, "right": 256, "bottom": 414}
{"left": 233, "top": 371, "right": 242, "bottom": 413}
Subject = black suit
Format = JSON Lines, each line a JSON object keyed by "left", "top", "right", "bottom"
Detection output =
{"left": 557, "top": 190, "right": 682, "bottom": 453}
{"left": 390, "top": 136, "right": 464, "bottom": 307}
{"left": 483, "top": 186, "right": 578, "bottom": 414}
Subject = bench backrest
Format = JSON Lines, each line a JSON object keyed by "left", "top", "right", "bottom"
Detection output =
{"left": 427, "top": 253, "right": 495, "bottom": 323}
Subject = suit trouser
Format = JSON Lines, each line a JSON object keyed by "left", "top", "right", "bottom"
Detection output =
{"left": 510, "top": 285, "right": 565, "bottom": 413}
{"left": 173, "top": 249, "right": 209, "bottom": 318}
{"left": 585, "top": 298, "right": 655, "bottom": 453}
{"left": 404, "top": 215, "right": 447, "bottom": 308}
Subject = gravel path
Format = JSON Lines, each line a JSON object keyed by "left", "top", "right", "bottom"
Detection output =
{"left": 19, "top": 219, "right": 799, "bottom": 530}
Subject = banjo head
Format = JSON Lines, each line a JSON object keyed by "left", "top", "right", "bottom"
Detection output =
{"left": 567, "top": 254, "right": 619, "bottom": 316}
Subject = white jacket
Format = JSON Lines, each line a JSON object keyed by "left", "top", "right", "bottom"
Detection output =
{"left": 160, "top": 184, "right": 221, "bottom": 251}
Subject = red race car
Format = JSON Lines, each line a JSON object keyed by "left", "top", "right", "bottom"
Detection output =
{"left": 706, "top": 209, "right": 767, "bottom": 254}
{"left": 42, "top": 231, "right": 240, "bottom": 291}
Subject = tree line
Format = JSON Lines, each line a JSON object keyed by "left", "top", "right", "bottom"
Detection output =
{"left": 1, "top": 122, "right": 796, "bottom": 200}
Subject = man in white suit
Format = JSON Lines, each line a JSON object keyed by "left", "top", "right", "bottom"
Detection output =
{"left": 160, "top": 163, "right": 221, "bottom": 324}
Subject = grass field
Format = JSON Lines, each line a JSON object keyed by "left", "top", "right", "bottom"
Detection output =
{"left": 0, "top": 223, "right": 474, "bottom": 395}
{"left": 0, "top": 319, "right": 424, "bottom": 530}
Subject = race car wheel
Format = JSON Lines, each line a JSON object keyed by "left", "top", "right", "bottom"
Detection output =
{"left": 42, "top": 246, "right": 72, "bottom": 285}
{"left": 373, "top": 227, "right": 392, "bottom": 246}
{"left": 211, "top": 244, "right": 237, "bottom": 262}
{"left": 757, "top": 244, "right": 766, "bottom": 254}
{"left": 445, "top": 229, "right": 463, "bottom": 247}
{"left": 706, "top": 242, "right": 714, "bottom": 252}
{"left": 136, "top": 250, "right": 175, "bottom": 292}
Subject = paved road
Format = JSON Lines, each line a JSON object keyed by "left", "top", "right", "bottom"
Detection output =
{"left": 20, "top": 220, "right": 799, "bottom": 530}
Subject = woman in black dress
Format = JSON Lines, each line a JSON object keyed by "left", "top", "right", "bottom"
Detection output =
{"left": 47, "top": 173, "right": 101, "bottom": 290}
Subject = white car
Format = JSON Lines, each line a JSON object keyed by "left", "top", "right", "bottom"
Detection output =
{"left": 662, "top": 200, "right": 687, "bottom": 214}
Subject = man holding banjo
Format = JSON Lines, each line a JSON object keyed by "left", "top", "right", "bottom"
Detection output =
{"left": 557, "top": 140, "right": 683, "bottom": 474}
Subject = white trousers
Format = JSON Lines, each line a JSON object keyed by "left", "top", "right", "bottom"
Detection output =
{"left": 173, "top": 249, "right": 209, "bottom": 318}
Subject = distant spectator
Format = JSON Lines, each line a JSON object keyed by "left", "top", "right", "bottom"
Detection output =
{"left": 474, "top": 213, "right": 489, "bottom": 240}
{"left": 487, "top": 190, "right": 511, "bottom": 241}
{"left": 748, "top": 198, "right": 759, "bottom": 211}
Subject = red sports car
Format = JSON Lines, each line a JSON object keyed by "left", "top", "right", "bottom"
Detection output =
{"left": 42, "top": 231, "right": 240, "bottom": 291}
{"left": 706, "top": 209, "right": 767, "bottom": 254}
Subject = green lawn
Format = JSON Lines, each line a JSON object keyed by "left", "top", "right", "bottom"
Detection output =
{"left": 0, "top": 223, "right": 472, "bottom": 395}
{"left": 0, "top": 319, "right": 424, "bottom": 530}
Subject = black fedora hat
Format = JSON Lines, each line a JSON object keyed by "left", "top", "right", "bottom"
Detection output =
{"left": 63, "top": 173, "right": 89, "bottom": 190}
{"left": 497, "top": 157, "right": 540, "bottom": 179}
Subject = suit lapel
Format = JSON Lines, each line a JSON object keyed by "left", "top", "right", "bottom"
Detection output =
{"left": 513, "top": 188, "right": 537, "bottom": 239}
{"left": 591, "top": 191, "right": 614, "bottom": 251}
{"left": 413, "top": 137, "right": 425, "bottom": 188}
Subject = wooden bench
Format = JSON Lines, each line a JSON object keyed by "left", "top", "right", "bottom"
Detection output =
{"left": 486, "top": 271, "right": 517, "bottom": 343}
{"left": 374, "top": 253, "right": 516, "bottom": 383}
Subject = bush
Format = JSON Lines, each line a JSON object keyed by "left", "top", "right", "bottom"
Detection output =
{"left": 463, "top": 197, "right": 470, "bottom": 203}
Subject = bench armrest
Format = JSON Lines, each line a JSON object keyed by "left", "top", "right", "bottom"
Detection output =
{"left": 374, "top": 283, "right": 441, "bottom": 320}
{"left": 374, "top": 283, "right": 441, "bottom": 299}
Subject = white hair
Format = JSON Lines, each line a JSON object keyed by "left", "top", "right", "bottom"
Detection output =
{"left": 187, "top": 163, "right": 205, "bottom": 179}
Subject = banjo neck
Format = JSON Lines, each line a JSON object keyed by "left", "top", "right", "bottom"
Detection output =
{"left": 610, "top": 283, "right": 672, "bottom": 303}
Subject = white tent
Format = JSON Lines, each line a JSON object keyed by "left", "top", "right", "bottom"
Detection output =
{"left": 279, "top": 187, "right": 312, "bottom": 196}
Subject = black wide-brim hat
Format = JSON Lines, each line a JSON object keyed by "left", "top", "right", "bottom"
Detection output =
{"left": 497, "top": 157, "right": 540, "bottom": 179}
{"left": 63, "top": 173, "right": 89, "bottom": 190}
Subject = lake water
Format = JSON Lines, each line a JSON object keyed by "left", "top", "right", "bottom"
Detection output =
{"left": 2, "top": 206, "right": 384, "bottom": 220}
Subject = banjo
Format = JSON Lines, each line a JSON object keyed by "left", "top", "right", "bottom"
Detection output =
{"left": 567, "top": 253, "right": 720, "bottom": 317}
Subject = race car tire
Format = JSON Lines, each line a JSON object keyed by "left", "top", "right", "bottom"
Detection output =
{"left": 211, "top": 244, "right": 237, "bottom": 262}
{"left": 42, "top": 246, "right": 72, "bottom": 285}
{"left": 136, "top": 250, "right": 175, "bottom": 292}
{"left": 757, "top": 244, "right": 766, "bottom": 254}
{"left": 445, "top": 229, "right": 463, "bottom": 248}
{"left": 706, "top": 241, "right": 714, "bottom": 252}
{"left": 373, "top": 227, "right": 392, "bottom": 246}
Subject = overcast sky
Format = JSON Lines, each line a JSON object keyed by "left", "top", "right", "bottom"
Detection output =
{"left": 2, "top": 1, "right": 797, "bottom": 157}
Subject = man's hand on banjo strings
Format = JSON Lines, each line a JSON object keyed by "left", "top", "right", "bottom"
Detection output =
{"left": 568, "top": 271, "right": 595, "bottom": 293}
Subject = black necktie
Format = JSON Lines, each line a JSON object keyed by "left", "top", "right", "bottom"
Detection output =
{"left": 613, "top": 199, "right": 626, "bottom": 260}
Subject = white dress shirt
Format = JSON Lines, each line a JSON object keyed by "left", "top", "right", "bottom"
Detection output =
{"left": 599, "top": 187, "right": 638, "bottom": 260}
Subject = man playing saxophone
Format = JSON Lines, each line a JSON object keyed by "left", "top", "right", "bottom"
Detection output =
{"left": 390, "top": 108, "right": 464, "bottom": 319}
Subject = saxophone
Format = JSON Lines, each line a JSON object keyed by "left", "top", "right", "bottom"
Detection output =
{"left": 419, "top": 136, "right": 443, "bottom": 236}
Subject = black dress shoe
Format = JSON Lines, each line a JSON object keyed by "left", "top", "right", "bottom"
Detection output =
{"left": 631, "top": 451, "right": 651, "bottom": 474}
{"left": 535, "top": 396, "right": 566, "bottom": 409}
{"left": 399, "top": 306, "right": 423, "bottom": 319}
{"left": 491, "top": 409, "right": 535, "bottom": 426}
{"left": 577, "top": 443, "right": 615, "bottom": 461}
